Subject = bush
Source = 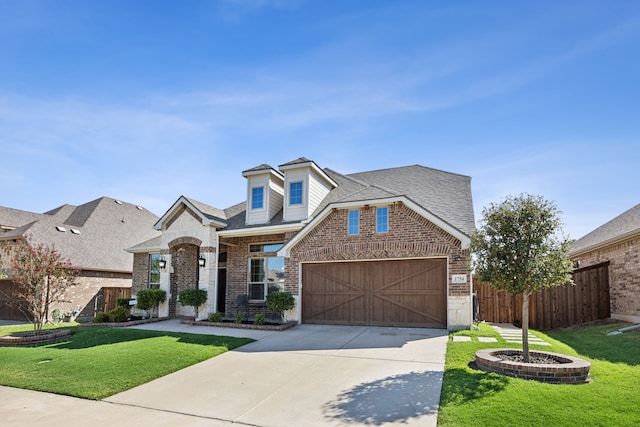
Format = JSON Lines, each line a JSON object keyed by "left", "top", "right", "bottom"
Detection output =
{"left": 208, "top": 312, "right": 223, "bottom": 323}
{"left": 136, "top": 289, "right": 167, "bottom": 318}
{"left": 254, "top": 313, "right": 265, "bottom": 325}
{"left": 235, "top": 312, "right": 243, "bottom": 323}
{"left": 266, "top": 291, "right": 295, "bottom": 322}
{"left": 178, "top": 288, "right": 208, "bottom": 318}
{"left": 108, "top": 306, "right": 129, "bottom": 323}
{"left": 116, "top": 298, "right": 131, "bottom": 308}
{"left": 93, "top": 312, "right": 110, "bottom": 323}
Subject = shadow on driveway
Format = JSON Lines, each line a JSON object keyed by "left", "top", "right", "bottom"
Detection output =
{"left": 323, "top": 370, "right": 442, "bottom": 425}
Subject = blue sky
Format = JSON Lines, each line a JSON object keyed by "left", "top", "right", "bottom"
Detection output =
{"left": 1, "top": 0, "right": 639, "bottom": 239}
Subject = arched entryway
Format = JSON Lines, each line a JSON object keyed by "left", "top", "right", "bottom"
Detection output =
{"left": 168, "top": 237, "right": 202, "bottom": 317}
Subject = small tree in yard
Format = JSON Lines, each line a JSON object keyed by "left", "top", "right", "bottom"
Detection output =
{"left": 471, "top": 194, "right": 573, "bottom": 362}
{"left": 178, "top": 288, "right": 208, "bottom": 319}
{"left": 1, "top": 236, "right": 78, "bottom": 335}
{"left": 266, "top": 291, "right": 295, "bottom": 323}
{"left": 136, "top": 289, "right": 166, "bottom": 318}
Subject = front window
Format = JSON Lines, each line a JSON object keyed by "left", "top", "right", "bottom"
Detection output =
{"left": 376, "top": 207, "right": 389, "bottom": 233}
{"left": 248, "top": 257, "right": 284, "bottom": 301}
{"left": 348, "top": 209, "right": 359, "bottom": 235}
{"left": 289, "top": 181, "right": 303, "bottom": 205}
{"left": 149, "top": 254, "right": 161, "bottom": 289}
{"left": 251, "top": 187, "right": 264, "bottom": 210}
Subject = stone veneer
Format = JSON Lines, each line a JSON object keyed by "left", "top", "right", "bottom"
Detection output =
{"left": 572, "top": 235, "right": 640, "bottom": 322}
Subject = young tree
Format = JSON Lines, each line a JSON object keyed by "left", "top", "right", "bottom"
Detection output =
{"left": 136, "top": 289, "right": 166, "bottom": 318}
{"left": 2, "top": 236, "right": 78, "bottom": 335}
{"left": 178, "top": 288, "right": 208, "bottom": 319}
{"left": 266, "top": 291, "right": 295, "bottom": 323}
{"left": 471, "top": 194, "right": 573, "bottom": 362}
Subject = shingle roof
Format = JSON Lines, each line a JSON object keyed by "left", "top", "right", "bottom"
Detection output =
{"left": 320, "top": 165, "right": 475, "bottom": 236}
{"left": 0, "top": 197, "right": 160, "bottom": 272}
{"left": 0, "top": 206, "right": 42, "bottom": 230}
{"left": 571, "top": 203, "right": 640, "bottom": 255}
{"left": 219, "top": 163, "right": 475, "bottom": 237}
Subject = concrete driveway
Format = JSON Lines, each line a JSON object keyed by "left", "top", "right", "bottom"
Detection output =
{"left": 2, "top": 321, "right": 448, "bottom": 427}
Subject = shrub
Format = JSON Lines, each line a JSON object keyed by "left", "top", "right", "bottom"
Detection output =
{"left": 254, "top": 313, "right": 265, "bottom": 325}
{"left": 266, "top": 291, "right": 295, "bottom": 322}
{"left": 235, "top": 312, "right": 243, "bottom": 323}
{"left": 178, "top": 288, "right": 208, "bottom": 318}
{"left": 116, "top": 298, "right": 131, "bottom": 308}
{"left": 52, "top": 308, "right": 61, "bottom": 323}
{"left": 208, "top": 312, "right": 223, "bottom": 323}
{"left": 136, "top": 289, "right": 167, "bottom": 318}
{"left": 108, "top": 306, "right": 129, "bottom": 323}
{"left": 93, "top": 312, "right": 110, "bottom": 323}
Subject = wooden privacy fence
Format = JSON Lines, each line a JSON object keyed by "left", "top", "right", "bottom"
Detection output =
{"left": 102, "top": 287, "right": 131, "bottom": 313}
{"left": 473, "top": 261, "right": 610, "bottom": 330}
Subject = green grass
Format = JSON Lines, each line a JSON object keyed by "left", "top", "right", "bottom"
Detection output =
{"left": 438, "top": 322, "right": 640, "bottom": 427}
{"left": 0, "top": 324, "right": 254, "bottom": 400}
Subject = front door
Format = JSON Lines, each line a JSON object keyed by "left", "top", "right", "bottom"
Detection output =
{"left": 217, "top": 268, "right": 227, "bottom": 313}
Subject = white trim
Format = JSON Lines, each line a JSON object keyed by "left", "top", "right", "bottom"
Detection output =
{"left": 217, "top": 222, "right": 305, "bottom": 238}
{"left": 154, "top": 196, "right": 227, "bottom": 230}
{"left": 127, "top": 246, "right": 161, "bottom": 254}
{"left": 278, "top": 196, "right": 470, "bottom": 257}
{"left": 279, "top": 160, "right": 338, "bottom": 188}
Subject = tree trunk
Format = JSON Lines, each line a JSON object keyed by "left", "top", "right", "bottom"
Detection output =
{"left": 522, "top": 291, "right": 530, "bottom": 363}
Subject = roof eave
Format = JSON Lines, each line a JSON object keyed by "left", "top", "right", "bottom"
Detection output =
{"left": 569, "top": 229, "right": 640, "bottom": 258}
{"left": 218, "top": 223, "right": 304, "bottom": 238}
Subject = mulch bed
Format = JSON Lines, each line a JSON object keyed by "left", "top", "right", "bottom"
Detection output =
{"left": 181, "top": 319, "right": 297, "bottom": 331}
{"left": 496, "top": 353, "right": 565, "bottom": 364}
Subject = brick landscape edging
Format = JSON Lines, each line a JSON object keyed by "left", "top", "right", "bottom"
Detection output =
{"left": 475, "top": 348, "right": 591, "bottom": 384}
{"left": 181, "top": 319, "right": 297, "bottom": 331}
{"left": 77, "top": 317, "right": 171, "bottom": 328}
{"left": 0, "top": 329, "right": 72, "bottom": 347}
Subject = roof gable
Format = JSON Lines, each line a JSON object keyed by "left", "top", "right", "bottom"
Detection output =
{"left": 154, "top": 196, "right": 228, "bottom": 230}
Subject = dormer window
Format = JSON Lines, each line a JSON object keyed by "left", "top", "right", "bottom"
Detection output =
{"left": 251, "top": 187, "right": 264, "bottom": 210}
{"left": 289, "top": 181, "right": 303, "bottom": 205}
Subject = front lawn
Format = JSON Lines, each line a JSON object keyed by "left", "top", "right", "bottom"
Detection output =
{"left": 0, "top": 324, "right": 254, "bottom": 399}
{"left": 438, "top": 322, "right": 640, "bottom": 426}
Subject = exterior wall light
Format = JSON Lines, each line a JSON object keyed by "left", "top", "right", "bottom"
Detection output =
{"left": 198, "top": 256, "right": 206, "bottom": 268}
{"left": 158, "top": 258, "right": 167, "bottom": 269}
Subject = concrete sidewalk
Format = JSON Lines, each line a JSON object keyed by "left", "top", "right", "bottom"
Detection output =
{"left": 2, "top": 321, "right": 449, "bottom": 427}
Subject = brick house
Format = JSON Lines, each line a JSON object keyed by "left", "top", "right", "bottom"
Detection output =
{"left": 0, "top": 197, "right": 160, "bottom": 321}
{"left": 128, "top": 158, "right": 475, "bottom": 330}
{"left": 570, "top": 203, "right": 640, "bottom": 323}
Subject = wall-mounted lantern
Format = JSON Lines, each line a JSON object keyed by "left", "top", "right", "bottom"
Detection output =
{"left": 198, "top": 256, "right": 206, "bottom": 268}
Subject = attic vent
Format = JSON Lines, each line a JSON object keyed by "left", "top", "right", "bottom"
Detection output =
{"left": 136, "top": 206, "right": 143, "bottom": 210}
{"left": 55, "top": 226, "right": 66, "bottom": 232}
{"left": 115, "top": 200, "right": 123, "bottom": 205}
{"left": 70, "top": 229, "right": 81, "bottom": 235}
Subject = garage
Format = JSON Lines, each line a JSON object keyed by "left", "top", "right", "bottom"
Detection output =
{"left": 302, "top": 258, "right": 447, "bottom": 328}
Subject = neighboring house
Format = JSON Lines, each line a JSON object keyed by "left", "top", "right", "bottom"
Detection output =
{"left": 0, "top": 197, "right": 160, "bottom": 321}
{"left": 128, "top": 158, "right": 475, "bottom": 330}
{"left": 570, "top": 203, "right": 640, "bottom": 323}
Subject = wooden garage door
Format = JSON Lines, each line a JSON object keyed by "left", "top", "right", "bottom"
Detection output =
{"left": 302, "top": 259, "right": 447, "bottom": 328}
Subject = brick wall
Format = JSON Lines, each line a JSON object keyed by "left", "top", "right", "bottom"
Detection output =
{"left": 58, "top": 270, "right": 131, "bottom": 322}
{"left": 573, "top": 236, "right": 640, "bottom": 321}
{"left": 220, "top": 233, "right": 287, "bottom": 319}
{"left": 287, "top": 203, "right": 469, "bottom": 295}
{"left": 169, "top": 243, "right": 199, "bottom": 317}
{"left": 132, "top": 253, "right": 149, "bottom": 294}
